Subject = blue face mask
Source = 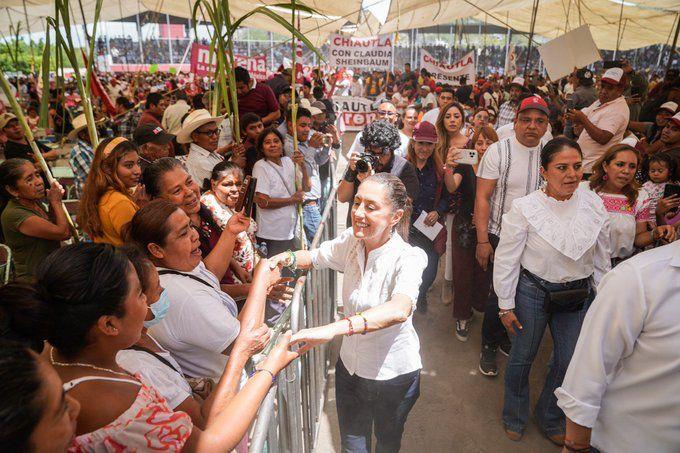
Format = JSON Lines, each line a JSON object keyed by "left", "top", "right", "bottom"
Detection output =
{"left": 144, "top": 288, "right": 170, "bottom": 328}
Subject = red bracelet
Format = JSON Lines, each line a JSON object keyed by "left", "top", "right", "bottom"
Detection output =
{"left": 344, "top": 317, "right": 354, "bottom": 336}
{"left": 358, "top": 312, "right": 368, "bottom": 335}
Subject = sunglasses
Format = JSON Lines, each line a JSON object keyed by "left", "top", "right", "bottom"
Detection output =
{"left": 196, "top": 128, "right": 220, "bottom": 137}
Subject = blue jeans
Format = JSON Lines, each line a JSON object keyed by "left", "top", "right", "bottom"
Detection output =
{"left": 335, "top": 359, "right": 420, "bottom": 453}
{"left": 503, "top": 272, "right": 593, "bottom": 436}
{"left": 302, "top": 202, "right": 321, "bottom": 247}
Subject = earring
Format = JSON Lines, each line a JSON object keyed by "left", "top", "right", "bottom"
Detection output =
{"left": 603, "top": 174, "right": 608, "bottom": 181}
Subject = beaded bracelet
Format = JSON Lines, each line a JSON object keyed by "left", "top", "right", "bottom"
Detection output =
{"left": 250, "top": 368, "right": 277, "bottom": 384}
{"left": 357, "top": 312, "right": 368, "bottom": 335}
{"left": 344, "top": 317, "right": 355, "bottom": 336}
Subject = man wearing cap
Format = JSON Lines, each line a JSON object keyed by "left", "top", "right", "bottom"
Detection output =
{"left": 68, "top": 114, "right": 96, "bottom": 198}
{"left": 422, "top": 86, "right": 456, "bottom": 125}
{"left": 622, "top": 59, "right": 648, "bottom": 121}
{"left": 1, "top": 112, "right": 57, "bottom": 162}
{"left": 133, "top": 124, "right": 174, "bottom": 171}
{"left": 568, "top": 67, "right": 630, "bottom": 175}
{"left": 564, "top": 68, "right": 598, "bottom": 139}
{"left": 283, "top": 106, "right": 332, "bottom": 244}
{"left": 176, "top": 109, "right": 232, "bottom": 188}
{"left": 419, "top": 85, "right": 437, "bottom": 111}
{"left": 266, "top": 67, "right": 293, "bottom": 98}
{"left": 235, "top": 67, "right": 280, "bottom": 126}
{"left": 496, "top": 77, "right": 525, "bottom": 128}
{"left": 651, "top": 112, "right": 680, "bottom": 161}
{"left": 475, "top": 95, "right": 549, "bottom": 377}
{"left": 629, "top": 101, "right": 678, "bottom": 152}
{"left": 162, "top": 90, "right": 191, "bottom": 135}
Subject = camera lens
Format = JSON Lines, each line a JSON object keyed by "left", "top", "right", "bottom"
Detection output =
{"left": 356, "top": 158, "right": 370, "bottom": 173}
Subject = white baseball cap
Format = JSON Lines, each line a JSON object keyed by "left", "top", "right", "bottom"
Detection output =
{"left": 671, "top": 112, "right": 680, "bottom": 127}
{"left": 659, "top": 101, "right": 678, "bottom": 114}
{"left": 601, "top": 67, "right": 625, "bottom": 85}
{"left": 510, "top": 77, "right": 525, "bottom": 88}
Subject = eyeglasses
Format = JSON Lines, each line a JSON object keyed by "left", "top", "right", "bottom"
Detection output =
{"left": 376, "top": 110, "right": 397, "bottom": 117}
{"left": 365, "top": 146, "right": 390, "bottom": 156}
{"left": 196, "top": 128, "right": 220, "bottom": 137}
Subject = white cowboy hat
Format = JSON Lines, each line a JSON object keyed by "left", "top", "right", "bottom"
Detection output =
{"left": 176, "top": 109, "right": 224, "bottom": 144}
{"left": 67, "top": 114, "right": 105, "bottom": 142}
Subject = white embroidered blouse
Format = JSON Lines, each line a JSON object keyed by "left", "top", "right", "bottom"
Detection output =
{"left": 493, "top": 187, "right": 612, "bottom": 310}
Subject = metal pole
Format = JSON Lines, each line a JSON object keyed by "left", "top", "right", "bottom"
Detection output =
{"left": 523, "top": 0, "right": 540, "bottom": 76}
{"left": 448, "top": 24, "right": 454, "bottom": 63}
{"left": 390, "top": 33, "right": 395, "bottom": 72}
{"left": 269, "top": 31, "right": 275, "bottom": 71}
{"left": 166, "top": 14, "right": 173, "bottom": 64}
{"left": 136, "top": 8, "right": 145, "bottom": 64}
{"left": 614, "top": 0, "right": 624, "bottom": 60}
{"left": 666, "top": 13, "right": 680, "bottom": 74}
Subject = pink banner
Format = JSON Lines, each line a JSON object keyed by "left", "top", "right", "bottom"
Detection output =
{"left": 190, "top": 43, "right": 268, "bottom": 81}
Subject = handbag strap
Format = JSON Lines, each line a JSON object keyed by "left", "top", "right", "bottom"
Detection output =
{"left": 158, "top": 269, "right": 214, "bottom": 289}
{"left": 126, "top": 344, "right": 183, "bottom": 377}
{"left": 521, "top": 268, "right": 549, "bottom": 294}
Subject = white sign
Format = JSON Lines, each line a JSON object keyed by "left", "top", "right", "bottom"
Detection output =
{"left": 504, "top": 46, "right": 517, "bottom": 77}
{"left": 538, "top": 25, "right": 602, "bottom": 81}
{"left": 328, "top": 34, "right": 393, "bottom": 70}
{"left": 332, "top": 96, "right": 376, "bottom": 131}
{"left": 420, "top": 50, "right": 476, "bottom": 86}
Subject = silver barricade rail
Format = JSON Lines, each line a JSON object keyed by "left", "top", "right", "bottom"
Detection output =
{"left": 249, "top": 167, "right": 340, "bottom": 453}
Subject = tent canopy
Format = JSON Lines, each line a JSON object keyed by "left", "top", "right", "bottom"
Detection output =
{"left": 1, "top": 0, "right": 678, "bottom": 50}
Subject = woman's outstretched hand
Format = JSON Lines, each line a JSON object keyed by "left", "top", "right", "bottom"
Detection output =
{"left": 290, "top": 326, "right": 336, "bottom": 355}
{"left": 261, "top": 331, "right": 300, "bottom": 373}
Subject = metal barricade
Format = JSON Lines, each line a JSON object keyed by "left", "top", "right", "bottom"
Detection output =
{"left": 249, "top": 169, "right": 340, "bottom": 453}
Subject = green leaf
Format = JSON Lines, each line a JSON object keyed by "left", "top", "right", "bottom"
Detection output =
{"left": 39, "top": 24, "right": 51, "bottom": 129}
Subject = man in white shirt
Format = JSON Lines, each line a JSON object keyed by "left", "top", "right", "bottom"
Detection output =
{"left": 567, "top": 67, "right": 630, "bottom": 174}
{"left": 422, "top": 86, "right": 455, "bottom": 125}
{"left": 496, "top": 77, "right": 525, "bottom": 128}
{"left": 475, "top": 95, "right": 549, "bottom": 377}
{"left": 419, "top": 85, "right": 437, "bottom": 111}
{"left": 347, "top": 101, "right": 410, "bottom": 158}
{"left": 556, "top": 241, "right": 680, "bottom": 453}
{"left": 162, "top": 91, "right": 191, "bottom": 134}
{"left": 283, "top": 106, "right": 331, "bottom": 245}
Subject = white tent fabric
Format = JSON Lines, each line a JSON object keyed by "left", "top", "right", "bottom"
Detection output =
{"left": 1, "top": 0, "right": 678, "bottom": 50}
{"left": 353, "top": 0, "right": 679, "bottom": 50}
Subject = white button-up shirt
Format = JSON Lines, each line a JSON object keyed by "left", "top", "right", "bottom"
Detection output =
{"left": 310, "top": 228, "right": 427, "bottom": 380}
{"left": 556, "top": 241, "right": 680, "bottom": 452}
{"left": 493, "top": 188, "right": 611, "bottom": 310}
{"left": 578, "top": 95, "right": 630, "bottom": 173}
{"left": 185, "top": 143, "right": 224, "bottom": 189}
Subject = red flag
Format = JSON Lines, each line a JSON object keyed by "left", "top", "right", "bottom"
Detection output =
{"left": 81, "top": 51, "right": 116, "bottom": 116}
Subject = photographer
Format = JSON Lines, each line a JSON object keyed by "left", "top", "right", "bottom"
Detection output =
{"left": 347, "top": 102, "right": 410, "bottom": 158}
{"left": 339, "top": 120, "right": 419, "bottom": 227}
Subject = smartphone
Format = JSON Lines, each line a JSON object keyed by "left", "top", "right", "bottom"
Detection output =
{"left": 235, "top": 176, "right": 251, "bottom": 212}
{"left": 454, "top": 149, "right": 479, "bottom": 166}
{"left": 243, "top": 177, "right": 257, "bottom": 218}
{"left": 663, "top": 183, "right": 680, "bottom": 199}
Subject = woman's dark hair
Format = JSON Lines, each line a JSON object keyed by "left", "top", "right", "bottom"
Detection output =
{"left": 0, "top": 341, "right": 43, "bottom": 451}
{"left": 210, "top": 160, "right": 243, "bottom": 184}
{"left": 0, "top": 158, "right": 32, "bottom": 220}
{"left": 361, "top": 173, "right": 412, "bottom": 240}
{"left": 647, "top": 152, "right": 679, "bottom": 181}
{"left": 120, "top": 245, "right": 154, "bottom": 293}
{"left": 540, "top": 137, "right": 583, "bottom": 168}
{"left": 142, "top": 157, "right": 185, "bottom": 198}
{"left": 0, "top": 283, "right": 51, "bottom": 353}
{"left": 256, "top": 126, "right": 285, "bottom": 160}
{"left": 360, "top": 120, "right": 402, "bottom": 153}
{"left": 0, "top": 244, "right": 131, "bottom": 358}
{"left": 192, "top": 93, "right": 205, "bottom": 110}
{"left": 127, "top": 199, "right": 181, "bottom": 253}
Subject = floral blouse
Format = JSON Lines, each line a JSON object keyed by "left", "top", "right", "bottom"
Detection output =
{"left": 201, "top": 191, "right": 259, "bottom": 283}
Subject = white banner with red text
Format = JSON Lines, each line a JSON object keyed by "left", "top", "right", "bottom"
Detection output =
{"left": 332, "top": 96, "right": 376, "bottom": 131}
{"left": 328, "top": 34, "right": 393, "bottom": 70}
{"left": 189, "top": 43, "right": 268, "bottom": 81}
{"left": 420, "top": 50, "right": 476, "bottom": 86}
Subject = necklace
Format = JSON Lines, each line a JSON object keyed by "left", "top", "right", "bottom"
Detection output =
{"left": 49, "top": 347, "right": 132, "bottom": 378}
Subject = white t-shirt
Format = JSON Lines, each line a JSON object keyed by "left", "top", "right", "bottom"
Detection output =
{"left": 477, "top": 136, "right": 542, "bottom": 237}
{"left": 421, "top": 107, "right": 440, "bottom": 125}
{"left": 252, "top": 157, "right": 298, "bottom": 240}
{"left": 310, "top": 228, "right": 427, "bottom": 380}
{"left": 116, "top": 335, "right": 192, "bottom": 409}
{"left": 150, "top": 262, "right": 240, "bottom": 380}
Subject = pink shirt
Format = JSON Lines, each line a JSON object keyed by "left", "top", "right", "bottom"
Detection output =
{"left": 578, "top": 96, "right": 630, "bottom": 172}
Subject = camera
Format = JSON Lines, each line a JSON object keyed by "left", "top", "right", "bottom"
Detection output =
{"left": 356, "top": 153, "right": 380, "bottom": 173}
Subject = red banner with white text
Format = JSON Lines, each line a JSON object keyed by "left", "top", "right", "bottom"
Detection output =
{"left": 189, "top": 43, "right": 268, "bottom": 81}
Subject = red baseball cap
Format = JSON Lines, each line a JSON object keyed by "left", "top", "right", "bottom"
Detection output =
{"left": 517, "top": 95, "right": 549, "bottom": 116}
{"left": 412, "top": 121, "right": 438, "bottom": 143}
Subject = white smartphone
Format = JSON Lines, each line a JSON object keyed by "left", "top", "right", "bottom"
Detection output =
{"left": 454, "top": 149, "right": 479, "bottom": 166}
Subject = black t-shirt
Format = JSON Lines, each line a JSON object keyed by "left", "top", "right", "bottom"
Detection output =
{"left": 452, "top": 164, "right": 476, "bottom": 221}
{"left": 3, "top": 140, "right": 50, "bottom": 161}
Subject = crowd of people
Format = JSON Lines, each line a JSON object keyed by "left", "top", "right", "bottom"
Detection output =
{"left": 0, "top": 51, "right": 679, "bottom": 452}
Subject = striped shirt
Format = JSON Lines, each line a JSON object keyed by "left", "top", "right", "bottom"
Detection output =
{"left": 477, "top": 137, "right": 542, "bottom": 236}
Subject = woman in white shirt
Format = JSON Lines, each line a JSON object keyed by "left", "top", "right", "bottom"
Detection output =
{"left": 493, "top": 137, "right": 611, "bottom": 444}
{"left": 270, "top": 174, "right": 428, "bottom": 453}
{"left": 252, "top": 126, "right": 310, "bottom": 258}
{"left": 582, "top": 143, "right": 676, "bottom": 264}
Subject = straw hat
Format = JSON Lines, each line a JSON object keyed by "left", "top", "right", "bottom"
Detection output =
{"left": 67, "top": 114, "right": 105, "bottom": 142}
{"left": 176, "top": 109, "right": 224, "bottom": 144}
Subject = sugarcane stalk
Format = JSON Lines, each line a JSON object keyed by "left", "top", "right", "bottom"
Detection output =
{"left": 38, "top": 23, "right": 51, "bottom": 129}
{"left": 0, "top": 70, "right": 80, "bottom": 242}
{"left": 223, "top": 2, "right": 240, "bottom": 143}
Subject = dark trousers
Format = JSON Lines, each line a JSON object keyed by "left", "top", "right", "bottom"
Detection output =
{"left": 450, "top": 228, "right": 491, "bottom": 320}
{"left": 409, "top": 229, "right": 440, "bottom": 308}
{"left": 335, "top": 359, "right": 420, "bottom": 453}
{"left": 481, "top": 234, "right": 508, "bottom": 348}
